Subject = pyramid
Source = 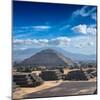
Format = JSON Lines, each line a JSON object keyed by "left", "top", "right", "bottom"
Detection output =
{"left": 86, "top": 68, "right": 97, "bottom": 78}
{"left": 64, "top": 70, "right": 90, "bottom": 81}
{"left": 13, "top": 72, "right": 43, "bottom": 87}
{"left": 39, "top": 70, "right": 62, "bottom": 81}
{"left": 20, "top": 49, "right": 74, "bottom": 68}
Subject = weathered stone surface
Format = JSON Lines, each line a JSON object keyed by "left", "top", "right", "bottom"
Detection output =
{"left": 13, "top": 72, "right": 43, "bottom": 87}
{"left": 64, "top": 70, "right": 90, "bottom": 81}
{"left": 39, "top": 70, "right": 62, "bottom": 81}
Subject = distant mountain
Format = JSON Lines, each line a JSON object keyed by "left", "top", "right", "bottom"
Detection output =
{"left": 13, "top": 48, "right": 44, "bottom": 62}
{"left": 20, "top": 49, "right": 74, "bottom": 67}
{"left": 52, "top": 47, "right": 96, "bottom": 62}
{"left": 13, "top": 47, "right": 96, "bottom": 62}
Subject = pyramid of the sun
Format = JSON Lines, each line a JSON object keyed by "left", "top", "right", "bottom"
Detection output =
{"left": 20, "top": 49, "right": 74, "bottom": 68}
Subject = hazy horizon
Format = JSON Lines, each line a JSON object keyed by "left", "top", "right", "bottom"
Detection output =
{"left": 13, "top": 47, "right": 96, "bottom": 63}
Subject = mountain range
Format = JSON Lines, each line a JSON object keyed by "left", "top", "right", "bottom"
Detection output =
{"left": 13, "top": 47, "right": 96, "bottom": 63}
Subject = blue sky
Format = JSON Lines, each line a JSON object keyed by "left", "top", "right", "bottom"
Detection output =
{"left": 13, "top": 1, "right": 97, "bottom": 57}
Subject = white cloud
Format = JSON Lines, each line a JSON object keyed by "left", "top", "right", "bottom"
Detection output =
{"left": 72, "top": 6, "right": 96, "bottom": 20}
{"left": 14, "top": 25, "right": 51, "bottom": 31}
{"left": 74, "top": 43, "right": 83, "bottom": 48}
{"left": 91, "top": 12, "right": 96, "bottom": 20}
{"left": 87, "top": 26, "right": 96, "bottom": 35}
{"left": 14, "top": 35, "right": 96, "bottom": 55}
{"left": 73, "top": 41, "right": 94, "bottom": 49}
{"left": 72, "top": 24, "right": 96, "bottom": 35}
{"left": 14, "top": 38, "right": 48, "bottom": 46}
{"left": 32, "top": 25, "right": 51, "bottom": 30}
{"left": 59, "top": 25, "right": 70, "bottom": 31}
{"left": 64, "top": 35, "right": 96, "bottom": 55}
{"left": 70, "top": 35, "right": 96, "bottom": 48}
{"left": 49, "top": 37, "right": 71, "bottom": 46}
{"left": 14, "top": 37, "right": 71, "bottom": 47}
{"left": 87, "top": 42, "right": 94, "bottom": 46}
{"left": 72, "top": 24, "right": 87, "bottom": 34}
{"left": 37, "top": 39, "right": 49, "bottom": 46}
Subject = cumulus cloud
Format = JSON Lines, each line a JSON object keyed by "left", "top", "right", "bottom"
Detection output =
{"left": 14, "top": 39, "right": 48, "bottom": 46}
{"left": 49, "top": 37, "right": 71, "bottom": 46}
{"left": 72, "top": 24, "right": 96, "bottom": 35}
{"left": 72, "top": 24, "right": 87, "bottom": 34}
{"left": 70, "top": 35, "right": 96, "bottom": 49}
{"left": 14, "top": 36, "right": 96, "bottom": 55}
{"left": 72, "top": 6, "right": 96, "bottom": 20}
{"left": 59, "top": 36, "right": 95, "bottom": 56}
{"left": 14, "top": 37, "right": 71, "bottom": 47}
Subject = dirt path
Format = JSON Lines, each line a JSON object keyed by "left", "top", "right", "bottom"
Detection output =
{"left": 13, "top": 80, "right": 62, "bottom": 99}
{"left": 23, "top": 81, "right": 96, "bottom": 99}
